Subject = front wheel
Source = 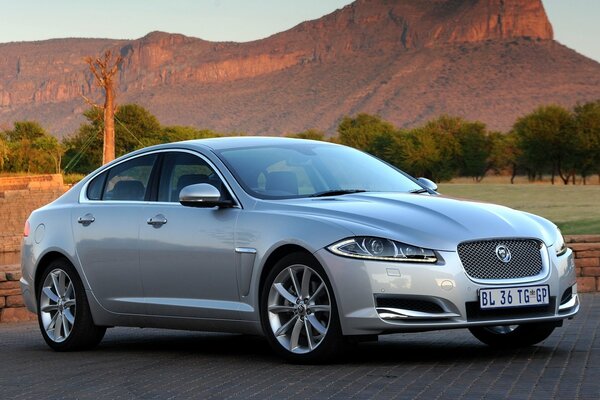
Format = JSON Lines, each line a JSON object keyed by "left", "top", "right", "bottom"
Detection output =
{"left": 260, "top": 253, "right": 343, "bottom": 363}
{"left": 37, "top": 258, "right": 106, "bottom": 351}
{"left": 469, "top": 322, "right": 556, "bottom": 348}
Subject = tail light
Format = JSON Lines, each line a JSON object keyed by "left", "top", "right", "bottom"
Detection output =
{"left": 23, "top": 220, "right": 30, "bottom": 237}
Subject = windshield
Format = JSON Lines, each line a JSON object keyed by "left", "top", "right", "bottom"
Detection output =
{"left": 215, "top": 142, "right": 423, "bottom": 199}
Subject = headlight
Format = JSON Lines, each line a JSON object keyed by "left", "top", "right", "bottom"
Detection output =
{"left": 328, "top": 237, "right": 437, "bottom": 263}
{"left": 555, "top": 230, "right": 567, "bottom": 256}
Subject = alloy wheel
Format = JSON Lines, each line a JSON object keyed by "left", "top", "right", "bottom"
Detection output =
{"left": 40, "top": 268, "right": 76, "bottom": 343}
{"left": 267, "top": 264, "right": 332, "bottom": 354}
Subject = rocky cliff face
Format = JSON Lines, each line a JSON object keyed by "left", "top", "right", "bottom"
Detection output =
{"left": 291, "top": 0, "right": 553, "bottom": 51}
{"left": 426, "top": 0, "right": 553, "bottom": 44}
{"left": 0, "top": 0, "right": 598, "bottom": 135}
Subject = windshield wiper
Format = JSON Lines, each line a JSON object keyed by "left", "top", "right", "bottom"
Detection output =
{"left": 310, "top": 189, "right": 368, "bottom": 198}
{"left": 410, "top": 188, "right": 429, "bottom": 194}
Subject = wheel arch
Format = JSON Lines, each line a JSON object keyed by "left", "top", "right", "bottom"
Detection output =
{"left": 257, "top": 244, "right": 317, "bottom": 311}
{"left": 34, "top": 251, "right": 76, "bottom": 299}
{"left": 256, "top": 243, "right": 345, "bottom": 361}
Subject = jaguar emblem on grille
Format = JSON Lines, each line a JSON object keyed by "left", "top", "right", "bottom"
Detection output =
{"left": 495, "top": 244, "right": 512, "bottom": 263}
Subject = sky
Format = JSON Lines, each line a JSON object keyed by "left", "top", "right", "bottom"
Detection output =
{"left": 0, "top": 0, "right": 598, "bottom": 63}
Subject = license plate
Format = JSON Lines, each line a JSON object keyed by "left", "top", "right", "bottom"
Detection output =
{"left": 479, "top": 285, "right": 550, "bottom": 309}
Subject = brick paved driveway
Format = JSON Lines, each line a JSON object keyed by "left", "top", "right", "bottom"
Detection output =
{"left": 1, "top": 294, "right": 598, "bottom": 400}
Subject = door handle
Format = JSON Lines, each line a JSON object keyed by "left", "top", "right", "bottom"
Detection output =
{"left": 147, "top": 214, "right": 168, "bottom": 227}
{"left": 77, "top": 214, "right": 95, "bottom": 225}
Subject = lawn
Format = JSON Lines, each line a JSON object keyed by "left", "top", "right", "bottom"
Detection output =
{"left": 438, "top": 183, "right": 600, "bottom": 235}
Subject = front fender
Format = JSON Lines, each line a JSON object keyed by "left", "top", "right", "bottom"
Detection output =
{"left": 234, "top": 211, "right": 354, "bottom": 319}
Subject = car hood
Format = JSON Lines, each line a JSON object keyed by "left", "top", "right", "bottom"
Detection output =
{"left": 259, "top": 192, "right": 557, "bottom": 251}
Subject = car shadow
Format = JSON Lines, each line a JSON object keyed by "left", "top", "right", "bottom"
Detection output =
{"left": 92, "top": 328, "right": 556, "bottom": 365}
{"left": 344, "top": 337, "right": 552, "bottom": 365}
{"left": 98, "top": 329, "right": 276, "bottom": 359}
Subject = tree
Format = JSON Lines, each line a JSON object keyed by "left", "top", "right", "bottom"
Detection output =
{"left": 161, "top": 125, "right": 220, "bottom": 142}
{"left": 337, "top": 114, "right": 396, "bottom": 151}
{"left": 2, "top": 121, "right": 62, "bottom": 173}
{"left": 62, "top": 104, "right": 221, "bottom": 174}
{"left": 513, "top": 105, "right": 575, "bottom": 184}
{"left": 113, "top": 104, "right": 162, "bottom": 151}
{"left": 4, "top": 121, "right": 44, "bottom": 172}
{"left": 367, "top": 130, "right": 406, "bottom": 166}
{"left": 4, "top": 120, "right": 46, "bottom": 142}
{"left": 401, "top": 120, "right": 462, "bottom": 182}
{"left": 487, "top": 131, "right": 522, "bottom": 183}
{"left": 454, "top": 121, "right": 490, "bottom": 181}
{"left": 286, "top": 129, "right": 326, "bottom": 141}
{"left": 63, "top": 104, "right": 162, "bottom": 174}
{"left": 33, "top": 135, "right": 63, "bottom": 173}
{"left": 402, "top": 116, "right": 463, "bottom": 181}
{"left": 62, "top": 112, "right": 102, "bottom": 174}
{"left": 0, "top": 133, "right": 8, "bottom": 171}
{"left": 573, "top": 100, "right": 600, "bottom": 184}
{"left": 84, "top": 50, "right": 123, "bottom": 165}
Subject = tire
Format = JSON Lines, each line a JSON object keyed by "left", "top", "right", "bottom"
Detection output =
{"left": 469, "top": 322, "right": 556, "bottom": 348}
{"left": 36, "top": 257, "right": 106, "bottom": 351}
{"left": 260, "top": 252, "right": 344, "bottom": 363}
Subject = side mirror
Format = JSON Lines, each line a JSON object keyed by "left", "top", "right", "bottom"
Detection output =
{"left": 179, "top": 183, "right": 234, "bottom": 208}
{"left": 417, "top": 177, "right": 438, "bottom": 192}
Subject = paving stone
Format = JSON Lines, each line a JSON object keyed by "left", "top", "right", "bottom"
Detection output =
{"left": 0, "top": 294, "right": 597, "bottom": 399}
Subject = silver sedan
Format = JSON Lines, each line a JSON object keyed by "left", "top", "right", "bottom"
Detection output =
{"left": 20, "top": 137, "right": 579, "bottom": 362}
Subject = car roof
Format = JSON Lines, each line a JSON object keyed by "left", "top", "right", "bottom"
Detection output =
{"left": 93, "top": 136, "right": 340, "bottom": 174}
{"left": 184, "top": 136, "right": 336, "bottom": 151}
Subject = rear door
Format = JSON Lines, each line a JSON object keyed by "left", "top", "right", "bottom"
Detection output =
{"left": 72, "top": 153, "right": 157, "bottom": 314}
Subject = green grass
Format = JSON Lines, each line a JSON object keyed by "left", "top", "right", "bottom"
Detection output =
{"left": 438, "top": 183, "right": 600, "bottom": 235}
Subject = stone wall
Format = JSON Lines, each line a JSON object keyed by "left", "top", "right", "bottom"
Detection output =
{"left": 0, "top": 174, "right": 68, "bottom": 253}
{"left": 0, "top": 174, "right": 68, "bottom": 322}
{"left": 566, "top": 235, "right": 600, "bottom": 293}
{"left": 0, "top": 265, "right": 35, "bottom": 322}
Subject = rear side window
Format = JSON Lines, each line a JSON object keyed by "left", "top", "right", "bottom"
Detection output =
{"left": 102, "top": 154, "right": 157, "bottom": 201}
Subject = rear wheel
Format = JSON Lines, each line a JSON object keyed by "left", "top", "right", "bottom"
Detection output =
{"left": 469, "top": 322, "right": 556, "bottom": 348}
{"left": 37, "top": 258, "right": 106, "bottom": 351}
{"left": 260, "top": 253, "right": 343, "bottom": 363}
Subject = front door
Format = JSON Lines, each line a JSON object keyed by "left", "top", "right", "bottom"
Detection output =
{"left": 139, "top": 151, "right": 241, "bottom": 319}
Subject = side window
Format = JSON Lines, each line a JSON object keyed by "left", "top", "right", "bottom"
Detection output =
{"left": 102, "top": 154, "right": 157, "bottom": 201}
{"left": 158, "top": 152, "right": 222, "bottom": 202}
{"left": 86, "top": 171, "right": 107, "bottom": 200}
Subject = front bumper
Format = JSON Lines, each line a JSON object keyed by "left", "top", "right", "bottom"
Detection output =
{"left": 314, "top": 248, "right": 579, "bottom": 335}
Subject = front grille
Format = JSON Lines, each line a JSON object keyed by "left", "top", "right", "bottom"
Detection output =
{"left": 375, "top": 295, "right": 444, "bottom": 314}
{"left": 458, "top": 239, "right": 544, "bottom": 281}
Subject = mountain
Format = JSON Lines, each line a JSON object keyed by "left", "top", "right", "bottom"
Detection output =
{"left": 1, "top": 0, "right": 599, "bottom": 137}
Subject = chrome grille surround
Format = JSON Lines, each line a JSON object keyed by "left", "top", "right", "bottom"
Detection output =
{"left": 458, "top": 238, "right": 548, "bottom": 284}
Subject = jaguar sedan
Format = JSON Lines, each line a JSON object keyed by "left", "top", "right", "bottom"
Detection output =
{"left": 20, "top": 137, "right": 579, "bottom": 362}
